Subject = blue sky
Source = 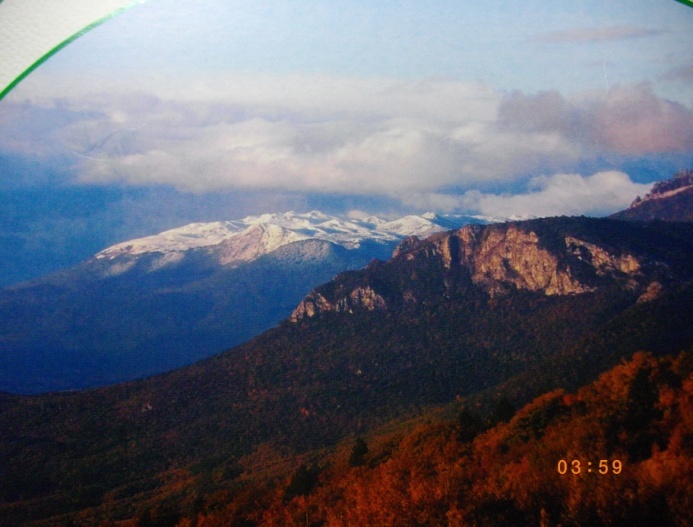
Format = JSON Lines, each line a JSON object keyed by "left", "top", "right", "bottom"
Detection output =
{"left": 0, "top": 0, "right": 692, "bottom": 284}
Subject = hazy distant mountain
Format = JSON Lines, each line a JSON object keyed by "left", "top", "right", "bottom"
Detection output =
{"left": 610, "top": 169, "right": 693, "bottom": 222}
{"left": 0, "top": 216, "right": 690, "bottom": 526}
{"left": 0, "top": 210, "right": 484, "bottom": 393}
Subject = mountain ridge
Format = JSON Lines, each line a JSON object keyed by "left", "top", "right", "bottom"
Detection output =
{"left": 610, "top": 169, "right": 693, "bottom": 222}
{"left": 291, "top": 217, "right": 691, "bottom": 321}
{"left": 93, "top": 210, "right": 490, "bottom": 272}
{"left": 0, "top": 211, "right": 486, "bottom": 393}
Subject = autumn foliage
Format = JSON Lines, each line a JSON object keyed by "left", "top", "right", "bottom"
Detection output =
{"left": 179, "top": 351, "right": 692, "bottom": 527}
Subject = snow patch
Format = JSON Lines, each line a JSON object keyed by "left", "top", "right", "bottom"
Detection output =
{"left": 95, "top": 210, "right": 493, "bottom": 266}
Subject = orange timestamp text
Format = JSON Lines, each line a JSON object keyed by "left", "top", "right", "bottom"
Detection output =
{"left": 557, "top": 459, "right": 622, "bottom": 475}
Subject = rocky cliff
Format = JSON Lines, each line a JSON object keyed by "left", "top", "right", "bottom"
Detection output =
{"left": 291, "top": 217, "right": 692, "bottom": 321}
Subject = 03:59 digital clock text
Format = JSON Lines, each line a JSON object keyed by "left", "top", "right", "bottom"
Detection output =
{"left": 557, "top": 459, "right": 622, "bottom": 475}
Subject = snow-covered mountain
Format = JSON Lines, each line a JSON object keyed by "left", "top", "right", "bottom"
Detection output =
{"left": 0, "top": 210, "right": 488, "bottom": 393}
{"left": 95, "top": 210, "right": 489, "bottom": 272}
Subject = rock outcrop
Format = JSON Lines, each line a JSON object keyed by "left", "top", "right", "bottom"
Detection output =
{"left": 291, "top": 285, "right": 387, "bottom": 321}
{"left": 291, "top": 217, "right": 691, "bottom": 321}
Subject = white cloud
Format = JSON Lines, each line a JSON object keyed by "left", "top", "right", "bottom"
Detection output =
{"left": 2, "top": 74, "right": 690, "bottom": 208}
{"left": 5, "top": 74, "right": 509, "bottom": 193}
{"left": 459, "top": 171, "right": 652, "bottom": 218}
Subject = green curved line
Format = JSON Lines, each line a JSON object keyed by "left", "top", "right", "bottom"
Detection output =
{"left": 0, "top": 3, "right": 143, "bottom": 101}
{"left": 2, "top": 0, "right": 689, "bottom": 102}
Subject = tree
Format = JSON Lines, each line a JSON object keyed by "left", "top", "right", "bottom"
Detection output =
{"left": 284, "top": 464, "right": 319, "bottom": 501}
{"left": 457, "top": 408, "right": 484, "bottom": 442}
{"left": 348, "top": 437, "right": 369, "bottom": 467}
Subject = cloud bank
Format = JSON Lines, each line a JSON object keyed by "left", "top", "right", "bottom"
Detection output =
{"left": 2, "top": 74, "right": 690, "bottom": 216}
{"left": 460, "top": 171, "right": 652, "bottom": 218}
{"left": 498, "top": 84, "right": 693, "bottom": 155}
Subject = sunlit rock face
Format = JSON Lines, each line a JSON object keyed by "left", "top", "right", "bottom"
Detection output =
{"left": 291, "top": 218, "right": 679, "bottom": 321}
{"left": 291, "top": 286, "right": 387, "bottom": 321}
{"left": 456, "top": 225, "right": 590, "bottom": 296}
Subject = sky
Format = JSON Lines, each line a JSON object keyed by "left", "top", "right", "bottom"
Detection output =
{"left": 0, "top": 0, "right": 692, "bottom": 285}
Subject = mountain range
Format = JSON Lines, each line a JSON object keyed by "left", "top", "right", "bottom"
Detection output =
{"left": 0, "top": 211, "right": 485, "bottom": 393}
{"left": 0, "top": 172, "right": 691, "bottom": 525}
